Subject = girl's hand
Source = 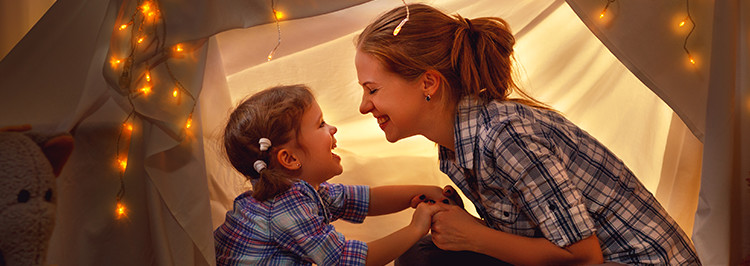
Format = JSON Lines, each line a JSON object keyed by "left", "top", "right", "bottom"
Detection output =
{"left": 430, "top": 204, "right": 484, "bottom": 251}
{"left": 409, "top": 201, "right": 444, "bottom": 235}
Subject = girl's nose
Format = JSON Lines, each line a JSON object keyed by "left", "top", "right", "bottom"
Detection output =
{"left": 329, "top": 125, "right": 337, "bottom": 135}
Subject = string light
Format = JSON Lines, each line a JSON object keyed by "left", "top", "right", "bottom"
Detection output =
{"left": 119, "top": 24, "right": 129, "bottom": 30}
{"left": 393, "top": 0, "right": 410, "bottom": 36}
{"left": 267, "top": 0, "right": 282, "bottom": 61}
{"left": 110, "top": 57, "right": 122, "bottom": 68}
{"left": 599, "top": 0, "right": 615, "bottom": 19}
{"left": 174, "top": 43, "right": 184, "bottom": 52}
{"left": 681, "top": 0, "right": 696, "bottom": 65}
{"left": 185, "top": 114, "right": 193, "bottom": 129}
{"left": 115, "top": 201, "right": 127, "bottom": 219}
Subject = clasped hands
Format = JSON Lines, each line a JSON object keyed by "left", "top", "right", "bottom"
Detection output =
{"left": 408, "top": 185, "right": 486, "bottom": 252}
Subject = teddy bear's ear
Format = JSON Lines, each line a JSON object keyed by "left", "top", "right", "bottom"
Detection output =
{"left": 42, "top": 135, "right": 74, "bottom": 177}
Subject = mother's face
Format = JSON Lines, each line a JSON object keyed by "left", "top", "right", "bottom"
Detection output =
{"left": 355, "top": 50, "right": 428, "bottom": 143}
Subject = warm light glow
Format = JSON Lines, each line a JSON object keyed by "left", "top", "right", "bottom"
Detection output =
{"left": 119, "top": 24, "right": 128, "bottom": 30}
{"left": 110, "top": 57, "right": 122, "bottom": 68}
{"left": 599, "top": 11, "right": 606, "bottom": 19}
{"left": 123, "top": 123, "right": 133, "bottom": 132}
{"left": 172, "top": 88, "right": 178, "bottom": 97}
{"left": 689, "top": 56, "right": 696, "bottom": 65}
{"left": 145, "top": 72, "right": 151, "bottom": 82}
{"left": 274, "top": 10, "right": 284, "bottom": 20}
{"left": 679, "top": 20, "right": 686, "bottom": 27}
{"left": 174, "top": 44, "right": 184, "bottom": 52}
{"left": 118, "top": 159, "right": 128, "bottom": 171}
{"left": 138, "top": 37, "right": 145, "bottom": 44}
{"left": 116, "top": 202, "right": 127, "bottom": 219}
{"left": 140, "top": 85, "right": 152, "bottom": 95}
{"left": 140, "top": 2, "right": 152, "bottom": 15}
{"left": 185, "top": 117, "right": 192, "bottom": 129}
{"left": 148, "top": 11, "right": 156, "bottom": 17}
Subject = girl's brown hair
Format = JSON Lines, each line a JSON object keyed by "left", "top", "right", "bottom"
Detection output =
{"left": 223, "top": 85, "right": 314, "bottom": 201}
{"left": 356, "top": 3, "right": 548, "bottom": 109}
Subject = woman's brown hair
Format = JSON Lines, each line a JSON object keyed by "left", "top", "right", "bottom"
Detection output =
{"left": 223, "top": 85, "right": 314, "bottom": 201}
{"left": 356, "top": 3, "right": 548, "bottom": 109}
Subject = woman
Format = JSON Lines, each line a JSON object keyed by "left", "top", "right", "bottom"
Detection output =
{"left": 354, "top": 3, "right": 700, "bottom": 265}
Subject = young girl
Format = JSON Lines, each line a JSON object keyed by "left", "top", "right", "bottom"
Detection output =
{"left": 354, "top": 3, "right": 700, "bottom": 265}
{"left": 213, "top": 84, "right": 451, "bottom": 266}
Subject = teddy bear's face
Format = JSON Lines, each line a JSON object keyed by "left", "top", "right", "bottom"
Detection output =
{"left": 0, "top": 132, "right": 70, "bottom": 266}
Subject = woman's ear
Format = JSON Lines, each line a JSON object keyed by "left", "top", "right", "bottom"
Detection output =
{"left": 276, "top": 148, "right": 302, "bottom": 171}
{"left": 421, "top": 69, "right": 442, "bottom": 97}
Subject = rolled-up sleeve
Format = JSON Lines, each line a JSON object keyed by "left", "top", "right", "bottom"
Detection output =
{"left": 318, "top": 182, "right": 370, "bottom": 223}
{"left": 493, "top": 119, "right": 596, "bottom": 248}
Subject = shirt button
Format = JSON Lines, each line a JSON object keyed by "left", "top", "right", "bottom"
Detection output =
{"left": 318, "top": 211, "right": 323, "bottom": 216}
{"left": 549, "top": 203, "right": 557, "bottom": 211}
{"left": 503, "top": 211, "right": 510, "bottom": 217}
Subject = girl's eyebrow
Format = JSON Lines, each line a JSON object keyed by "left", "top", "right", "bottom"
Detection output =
{"left": 360, "top": 81, "right": 374, "bottom": 88}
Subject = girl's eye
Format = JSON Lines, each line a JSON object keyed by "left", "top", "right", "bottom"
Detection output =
{"left": 320, "top": 121, "right": 326, "bottom": 128}
{"left": 368, "top": 88, "right": 379, "bottom": 95}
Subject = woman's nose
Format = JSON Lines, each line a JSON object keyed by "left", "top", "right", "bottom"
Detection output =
{"left": 359, "top": 94, "right": 372, "bottom": 114}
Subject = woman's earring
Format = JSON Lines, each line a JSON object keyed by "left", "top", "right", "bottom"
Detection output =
{"left": 296, "top": 163, "right": 301, "bottom": 167}
{"left": 425, "top": 95, "right": 431, "bottom": 102}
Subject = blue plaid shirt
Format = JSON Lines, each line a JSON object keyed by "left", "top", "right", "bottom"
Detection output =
{"left": 439, "top": 98, "right": 700, "bottom": 265}
{"left": 214, "top": 180, "right": 370, "bottom": 265}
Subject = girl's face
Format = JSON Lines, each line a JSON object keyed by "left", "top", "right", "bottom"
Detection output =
{"left": 355, "top": 50, "right": 427, "bottom": 143}
{"left": 293, "top": 100, "right": 342, "bottom": 186}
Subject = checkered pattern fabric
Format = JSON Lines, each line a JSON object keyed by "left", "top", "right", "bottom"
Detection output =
{"left": 438, "top": 98, "right": 700, "bottom": 265}
{"left": 214, "top": 181, "right": 370, "bottom": 265}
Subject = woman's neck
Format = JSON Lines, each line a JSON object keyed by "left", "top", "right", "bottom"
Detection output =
{"left": 421, "top": 102, "right": 456, "bottom": 151}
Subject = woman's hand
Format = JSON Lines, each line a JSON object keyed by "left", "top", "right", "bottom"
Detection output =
{"left": 430, "top": 204, "right": 485, "bottom": 252}
{"left": 408, "top": 185, "right": 463, "bottom": 208}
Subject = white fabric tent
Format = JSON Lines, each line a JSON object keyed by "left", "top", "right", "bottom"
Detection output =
{"left": 0, "top": 0, "right": 747, "bottom": 265}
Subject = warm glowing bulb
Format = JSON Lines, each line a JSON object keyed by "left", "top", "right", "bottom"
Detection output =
{"left": 140, "top": 86, "right": 152, "bottom": 95}
{"left": 274, "top": 10, "right": 284, "bottom": 20}
{"left": 174, "top": 44, "right": 183, "bottom": 52}
{"left": 689, "top": 56, "right": 696, "bottom": 64}
{"left": 138, "top": 37, "right": 145, "bottom": 44}
{"left": 145, "top": 72, "right": 151, "bottom": 82}
{"left": 110, "top": 57, "right": 122, "bottom": 68}
{"left": 172, "top": 88, "right": 178, "bottom": 97}
{"left": 599, "top": 11, "right": 606, "bottom": 19}
{"left": 148, "top": 11, "right": 156, "bottom": 17}
{"left": 118, "top": 159, "right": 127, "bottom": 171}
{"left": 185, "top": 117, "right": 192, "bottom": 129}
{"left": 123, "top": 123, "right": 133, "bottom": 132}
{"left": 119, "top": 24, "right": 128, "bottom": 30}
{"left": 141, "top": 2, "right": 152, "bottom": 14}
{"left": 116, "top": 202, "right": 127, "bottom": 219}
{"left": 679, "top": 20, "right": 686, "bottom": 27}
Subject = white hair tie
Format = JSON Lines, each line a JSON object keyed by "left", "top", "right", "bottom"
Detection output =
{"left": 253, "top": 160, "right": 267, "bottom": 173}
{"left": 254, "top": 138, "right": 272, "bottom": 173}
{"left": 259, "top": 138, "right": 272, "bottom": 151}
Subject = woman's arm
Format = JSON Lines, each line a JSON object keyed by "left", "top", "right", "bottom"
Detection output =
{"left": 431, "top": 205, "right": 604, "bottom": 265}
{"left": 368, "top": 185, "right": 446, "bottom": 216}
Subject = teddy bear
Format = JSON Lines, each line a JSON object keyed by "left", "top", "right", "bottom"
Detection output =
{"left": 0, "top": 125, "right": 73, "bottom": 266}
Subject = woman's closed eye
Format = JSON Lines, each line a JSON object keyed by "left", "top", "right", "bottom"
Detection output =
{"left": 319, "top": 120, "right": 327, "bottom": 128}
{"left": 367, "top": 87, "right": 379, "bottom": 95}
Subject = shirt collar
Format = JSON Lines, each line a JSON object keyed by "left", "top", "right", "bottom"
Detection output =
{"left": 439, "top": 96, "right": 485, "bottom": 170}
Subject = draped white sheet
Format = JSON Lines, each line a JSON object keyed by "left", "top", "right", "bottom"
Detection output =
{"left": 2, "top": 0, "right": 744, "bottom": 265}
